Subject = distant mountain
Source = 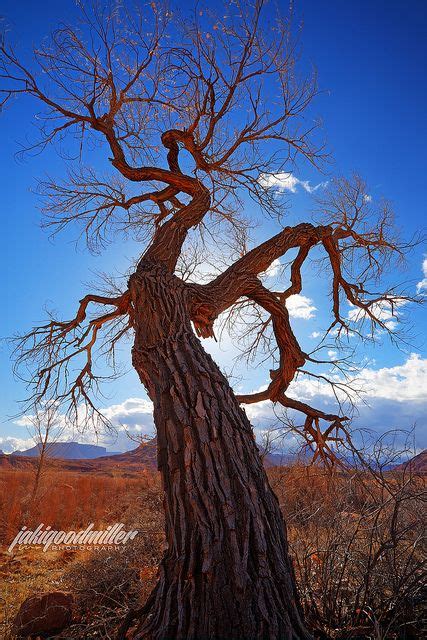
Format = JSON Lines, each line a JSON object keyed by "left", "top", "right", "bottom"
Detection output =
{"left": 394, "top": 450, "right": 427, "bottom": 473}
{"left": 1, "top": 438, "right": 301, "bottom": 475}
{"left": 3, "top": 440, "right": 424, "bottom": 476}
{"left": 94, "top": 440, "right": 158, "bottom": 470}
{"left": 11, "top": 441, "right": 120, "bottom": 460}
{"left": 0, "top": 440, "right": 158, "bottom": 475}
{"left": 263, "top": 451, "right": 310, "bottom": 467}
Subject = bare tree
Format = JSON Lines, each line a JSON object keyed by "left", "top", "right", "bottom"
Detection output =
{"left": 24, "top": 402, "right": 64, "bottom": 518}
{"left": 0, "top": 2, "right": 420, "bottom": 638}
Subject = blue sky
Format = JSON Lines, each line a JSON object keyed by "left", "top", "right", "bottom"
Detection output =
{"left": 1, "top": 0, "right": 426, "bottom": 454}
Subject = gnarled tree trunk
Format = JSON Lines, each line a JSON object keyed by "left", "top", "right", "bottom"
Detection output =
{"left": 129, "top": 262, "right": 311, "bottom": 640}
{"left": 6, "top": 6, "right": 403, "bottom": 639}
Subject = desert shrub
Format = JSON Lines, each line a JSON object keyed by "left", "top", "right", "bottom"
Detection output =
{"left": 62, "top": 484, "right": 164, "bottom": 639}
{"left": 271, "top": 464, "right": 426, "bottom": 639}
{"left": 1, "top": 459, "right": 425, "bottom": 639}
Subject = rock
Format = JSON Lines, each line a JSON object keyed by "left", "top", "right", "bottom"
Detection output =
{"left": 13, "top": 591, "right": 73, "bottom": 638}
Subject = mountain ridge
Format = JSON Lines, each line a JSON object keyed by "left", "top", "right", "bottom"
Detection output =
{"left": 1, "top": 441, "right": 424, "bottom": 474}
{"left": 11, "top": 441, "right": 120, "bottom": 460}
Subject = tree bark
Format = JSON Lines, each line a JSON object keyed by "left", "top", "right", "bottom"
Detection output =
{"left": 129, "top": 261, "right": 311, "bottom": 640}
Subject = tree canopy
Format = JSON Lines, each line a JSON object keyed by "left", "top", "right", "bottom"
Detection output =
{"left": 1, "top": 0, "right": 420, "bottom": 465}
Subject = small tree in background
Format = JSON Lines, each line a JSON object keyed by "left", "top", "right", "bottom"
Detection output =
{"left": 24, "top": 402, "right": 64, "bottom": 517}
{"left": 0, "top": 2, "right": 420, "bottom": 638}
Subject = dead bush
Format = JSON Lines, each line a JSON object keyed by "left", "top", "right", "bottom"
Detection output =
{"left": 271, "top": 462, "right": 426, "bottom": 639}
{"left": 62, "top": 485, "right": 164, "bottom": 639}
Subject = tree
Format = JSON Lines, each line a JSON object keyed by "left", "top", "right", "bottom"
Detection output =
{"left": 24, "top": 402, "right": 64, "bottom": 518}
{"left": 1, "top": 2, "right": 418, "bottom": 638}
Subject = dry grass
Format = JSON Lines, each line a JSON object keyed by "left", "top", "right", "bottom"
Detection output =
{"left": 0, "top": 468, "right": 160, "bottom": 542}
{"left": 0, "top": 469, "right": 162, "bottom": 639}
{"left": 271, "top": 465, "right": 426, "bottom": 639}
{"left": 0, "top": 464, "right": 425, "bottom": 639}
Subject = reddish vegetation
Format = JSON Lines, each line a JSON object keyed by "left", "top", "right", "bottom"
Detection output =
{"left": 0, "top": 467, "right": 160, "bottom": 545}
{"left": 0, "top": 463, "right": 424, "bottom": 640}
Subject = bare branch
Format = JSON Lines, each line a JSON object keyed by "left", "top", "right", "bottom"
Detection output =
{"left": 14, "top": 291, "right": 132, "bottom": 425}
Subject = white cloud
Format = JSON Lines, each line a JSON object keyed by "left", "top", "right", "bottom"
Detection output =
{"left": 310, "top": 331, "right": 321, "bottom": 339}
{"left": 260, "top": 258, "right": 281, "bottom": 278}
{"left": 102, "top": 397, "right": 153, "bottom": 422}
{"left": 6, "top": 355, "right": 426, "bottom": 454}
{"left": 9, "top": 397, "right": 156, "bottom": 455}
{"left": 360, "top": 353, "right": 427, "bottom": 402}
{"left": 0, "top": 436, "right": 35, "bottom": 454}
{"left": 287, "top": 353, "right": 427, "bottom": 405}
{"left": 98, "top": 398, "right": 155, "bottom": 450}
{"left": 259, "top": 259, "right": 316, "bottom": 319}
{"left": 245, "top": 399, "right": 272, "bottom": 423}
{"left": 416, "top": 258, "right": 427, "bottom": 293}
{"left": 363, "top": 194, "right": 372, "bottom": 203}
{"left": 14, "top": 415, "right": 34, "bottom": 427}
{"left": 287, "top": 294, "right": 316, "bottom": 319}
{"left": 347, "top": 299, "right": 408, "bottom": 330}
{"left": 259, "top": 172, "right": 328, "bottom": 194}
{"left": 247, "top": 354, "right": 427, "bottom": 416}
{"left": 242, "top": 354, "right": 427, "bottom": 446}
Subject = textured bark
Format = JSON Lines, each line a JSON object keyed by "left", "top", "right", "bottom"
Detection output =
{"left": 4, "top": 13, "right": 409, "bottom": 640}
{"left": 129, "top": 262, "right": 311, "bottom": 640}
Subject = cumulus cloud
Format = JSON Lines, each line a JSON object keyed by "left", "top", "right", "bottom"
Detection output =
{"left": 347, "top": 299, "right": 408, "bottom": 331}
{"left": 416, "top": 258, "right": 427, "bottom": 293}
{"left": 6, "top": 355, "right": 426, "bottom": 454}
{"left": 8, "top": 397, "right": 156, "bottom": 455}
{"left": 102, "top": 397, "right": 154, "bottom": 424}
{"left": 285, "top": 353, "right": 427, "bottom": 405}
{"left": 259, "top": 172, "right": 328, "bottom": 194}
{"left": 244, "top": 354, "right": 427, "bottom": 446}
{"left": 286, "top": 294, "right": 316, "bottom": 319}
{"left": 260, "top": 258, "right": 281, "bottom": 278}
{"left": 98, "top": 398, "right": 156, "bottom": 450}
{"left": 14, "top": 415, "right": 35, "bottom": 427}
{"left": 0, "top": 436, "right": 35, "bottom": 454}
{"left": 361, "top": 353, "right": 427, "bottom": 402}
{"left": 99, "top": 358, "right": 427, "bottom": 448}
{"left": 259, "top": 259, "right": 316, "bottom": 319}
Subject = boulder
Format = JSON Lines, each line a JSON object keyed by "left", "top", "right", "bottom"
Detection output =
{"left": 13, "top": 591, "right": 73, "bottom": 638}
